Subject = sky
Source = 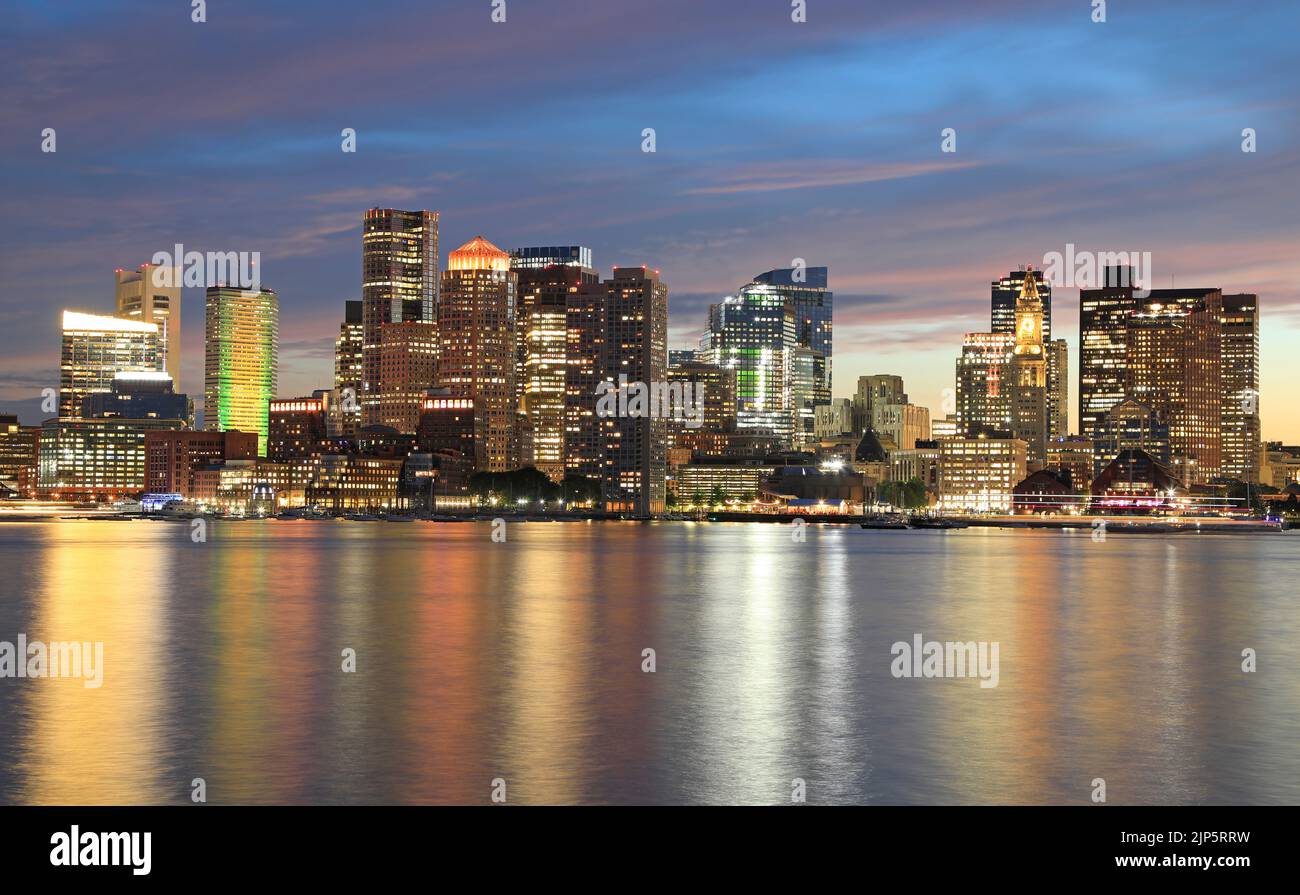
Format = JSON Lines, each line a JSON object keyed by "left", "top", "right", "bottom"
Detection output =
{"left": 2, "top": 0, "right": 1297, "bottom": 439}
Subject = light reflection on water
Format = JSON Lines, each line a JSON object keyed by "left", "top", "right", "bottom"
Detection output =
{"left": 0, "top": 520, "right": 1296, "bottom": 805}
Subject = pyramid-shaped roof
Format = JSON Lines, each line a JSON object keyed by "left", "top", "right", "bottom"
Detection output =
{"left": 448, "top": 235, "right": 510, "bottom": 272}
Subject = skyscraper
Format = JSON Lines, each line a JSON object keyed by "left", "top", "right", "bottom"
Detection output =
{"left": 746, "top": 266, "right": 832, "bottom": 442}
{"left": 204, "top": 286, "right": 278, "bottom": 455}
{"left": 1126, "top": 290, "right": 1223, "bottom": 484}
{"left": 1221, "top": 293, "right": 1261, "bottom": 482}
{"left": 334, "top": 300, "right": 363, "bottom": 435}
{"left": 1079, "top": 267, "right": 1141, "bottom": 439}
{"left": 1047, "top": 338, "right": 1069, "bottom": 439}
{"left": 375, "top": 321, "right": 438, "bottom": 433}
{"left": 60, "top": 311, "right": 161, "bottom": 418}
{"left": 361, "top": 208, "right": 438, "bottom": 425}
{"left": 438, "top": 236, "right": 517, "bottom": 472}
{"left": 116, "top": 263, "right": 182, "bottom": 388}
{"left": 566, "top": 278, "right": 609, "bottom": 481}
{"left": 708, "top": 291, "right": 794, "bottom": 440}
{"left": 1007, "top": 270, "right": 1049, "bottom": 465}
{"left": 511, "top": 247, "right": 599, "bottom": 480}
{"left": 992, "top": 268, "right": 1052, "bottom": 341}
{"left": 955, "top": 332, "right": 1014, "bottom": 435}
{"left": 602, "top": 267, "right": 668, "bottom": 516}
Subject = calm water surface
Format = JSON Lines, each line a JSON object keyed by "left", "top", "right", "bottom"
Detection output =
{"left": 0, "top": 520, "right": 1296, "bottom": 805}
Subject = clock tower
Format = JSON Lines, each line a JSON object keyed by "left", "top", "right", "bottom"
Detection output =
{"left": 1009, "top": 266, "right": 1048, "bottom": 465}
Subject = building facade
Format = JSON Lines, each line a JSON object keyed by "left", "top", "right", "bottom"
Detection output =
{"left": 204, "top": 286, "right": 278, "bottom": 455}
{"left": 115, "top": 263, "right": 182, "bottom": 388}
{"left": 60, "top": 311, "right": 161, "bottom": 418}
{"left": 438, "top": 236, "right": 517, "bottom": 472}
{"left": 361, "top": 208, "right": 438, "bottom": 426}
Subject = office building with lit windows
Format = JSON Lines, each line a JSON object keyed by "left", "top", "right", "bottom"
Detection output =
{"left": 512, "top": 247, "right": 599, "bottom": 480}
{"left": 375, "top": 321, "right": 438, "bottom": 434}
{"left": 115, "top": 263, "right": 182, "bottom": 388}
{"left": 937, "top": 433, "right": 1028, "bottom": 513}
{"left": 361, "top": 208, "right": 438, "bottom": 426}
{"left": 1079, "top": 267, "right": 1142, "bottom": 439}
{"left": 40, "top": 374, "right": 190, "bottom": 500}
{"left": 603, "top": 267, "right": 669, "bottom": 516}
{"left": 0, "top": 415, "right": 40, "bottom": 498}
{"left": 1126, "top": 289, "right": 1223, "bottom": 485}
{"left": 334, "top": 300, "right": 364, "bottom": 436}
{"left": 59, "top": 311, "right": 161, "bottom": 418}
{"left": 955, "top": 332, "right": 1014, "bottom": 436}
{"left": 1221, "top": 293, "right": 1261, "bottom": 482}
{"left": 707, "top": 292, "right": 795, "bottom": 441}
{"left": 204, "top": 286, "right": 278, "bottom": 455}
{"left": 438, "top": 236, "right": 517, "bottom": 472}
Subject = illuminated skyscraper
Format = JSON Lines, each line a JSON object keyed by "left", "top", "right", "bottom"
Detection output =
{"left": 376, "top": 321, "right": 438, "bottom": 434}
{"left": 1047, "top": 338, "right": 1069, "bottom": 439}
{"left": 361, "top": 208, "right": 438, "bottom": 425}
{"left": 708, "top": 292, "right": 795, "bottom": 441}
{"left": 992, "top": 268, "right": 1052, "bottom": 340}
{"left": 1007, "top": 270, "right": 1049, "bottom": 465}
{"left": 1126, "top": 290, "right": 1223, "bottom": 484}
{"left": 60, "top": 310, "right": 161, "bottom": 418}
{"left": 511, "top": 247, "right": 598, "bottom": 480}
{"left": 334, "top": 300, "right": 364, "bottom": 435}
{"left": 116, "top": 263, "right": 182, "bottom": 388}
{"left": 602, "top": 267, "right": 668, "bottom": 516}
{"left": 1221, "top": 294, "right": 1261, "bottom": 482}
{"left": 204, "top": 286, "right": 278, "bottom": 455}
{"left": 438, "top": 236, "right": 517, "bottom": 472}
{"left": 1079, "top": 267, "right": 1141, "bottom": 439}
{"left": 955, "top": 332, "right": 1014, "bottom": 435}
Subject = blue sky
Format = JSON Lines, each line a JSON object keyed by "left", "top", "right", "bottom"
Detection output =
{"left": 2, "top": 0, "right": 1297, "bottom": 438}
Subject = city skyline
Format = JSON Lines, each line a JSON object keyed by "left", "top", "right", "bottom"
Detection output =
{"left": 2, "top": 0, "right": 1297, "bottom": 440}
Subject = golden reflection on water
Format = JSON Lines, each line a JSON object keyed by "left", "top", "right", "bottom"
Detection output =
{"left": 2, "top": 521, "right": 1296, "bottom": 805}
{"left": 25, "top": 524, "right": 171, "bottom": 804}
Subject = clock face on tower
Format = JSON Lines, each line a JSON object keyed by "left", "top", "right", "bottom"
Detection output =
{"left": 1019, "top": 316, "right": 1035, "bottom": 337}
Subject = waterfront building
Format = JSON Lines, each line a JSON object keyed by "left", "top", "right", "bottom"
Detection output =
{"left": 1045, "top": 435, "right": 1096, "bottom": 493}
{"left": 937, "top": 433, "right": 1028, "bottom": 513}
{"left": 0, "top": 415, "right": 40, "bottom": 498}
{"left": 144, "top": 429, "right": 259, "bottom": 496}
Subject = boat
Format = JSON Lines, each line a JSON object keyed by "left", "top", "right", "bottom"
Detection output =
{"left": 909, "top": 517, "right": 969, "bottom": 530}
{"left": 860, "top": 514, "right": 910, "bottom": 530}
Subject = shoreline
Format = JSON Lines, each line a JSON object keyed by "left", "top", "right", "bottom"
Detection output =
{"left": 0, "top": 509, "right": 1292, "bottom": 534}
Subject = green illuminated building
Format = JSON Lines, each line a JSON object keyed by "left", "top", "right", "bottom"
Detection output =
{"left": 204, "top": 286, "right": 278, "bottom": 455}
